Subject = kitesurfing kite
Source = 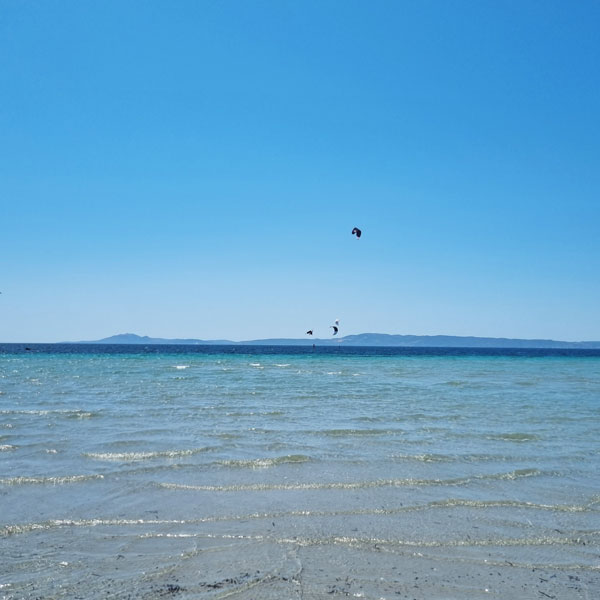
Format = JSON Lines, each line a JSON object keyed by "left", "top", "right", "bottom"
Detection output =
{"left": 306, "top": 330, "right": 313, "bottom": 336}
{"left": 352, "top": 227, "right": 361, "bottom": 239}
{"left": 331, "top": 325, "right": 339, "bottom": 335}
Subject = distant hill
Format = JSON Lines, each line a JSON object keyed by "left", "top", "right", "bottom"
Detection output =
{"left": 76, "top": 333, "right": 233, "bottom": 345}
{"left": 72, "top": 332, "right": 600, "bottom": 349}
{"left": 334, "top": 333, "right": 600, "bottom": 349}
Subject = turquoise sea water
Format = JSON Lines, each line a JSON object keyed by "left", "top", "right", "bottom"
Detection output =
{"left": 1, "top": 346, "right": 599, "bottom": 599}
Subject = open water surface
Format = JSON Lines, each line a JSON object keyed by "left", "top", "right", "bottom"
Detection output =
{"left": 1, "top": 345, "right": 599, "bottom": 599}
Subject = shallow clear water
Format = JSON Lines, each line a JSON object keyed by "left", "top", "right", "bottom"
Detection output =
{"left": 1, "top": 346, "right": 599, "bottom": 599}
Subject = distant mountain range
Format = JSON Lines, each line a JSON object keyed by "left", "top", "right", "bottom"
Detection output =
{"left": 73, "top": 332, "right": 600, "bottom": 349}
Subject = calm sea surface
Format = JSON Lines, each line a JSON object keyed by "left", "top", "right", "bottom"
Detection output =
{"left": 1, "top": 345, "right": 599, "bottom": 599}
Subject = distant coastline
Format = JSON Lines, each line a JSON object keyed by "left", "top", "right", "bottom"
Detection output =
{"left": 65, "top": 332, "right": 600, "bottom": 349}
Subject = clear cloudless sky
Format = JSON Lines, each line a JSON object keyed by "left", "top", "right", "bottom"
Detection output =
{"left": 1, "top": 0, "right": 599, "bottom": 342}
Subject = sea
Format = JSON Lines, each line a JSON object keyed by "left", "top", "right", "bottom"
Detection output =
{"left": 1, "top": 344, "right": 599, "bottom": 599}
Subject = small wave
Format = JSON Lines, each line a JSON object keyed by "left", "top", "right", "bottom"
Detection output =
{"left": 225, "top": 410, "right": 284, "bottom": 417}
{"left": 0, "top": 444, "right": 17, "bottom": 452}
{"left": 173, "top": 365, "right": 189, "bottom": 370}
{"left": 487, "top": 432, "right": 542, "bottom": 442}
{"left": 159, "top": 468, "right": 541, "bottom": 492}
{"left": 403, "top": 412, "right": 459, "bottom": 422}
{"left": 430, "top": 498, "right": 592, "bottom": 513}
{"left": 1, "top": 517, "right": 188, "bottom": 536}
{"left": 320, "top": 428, "right": 400, "bottom": 437}
{"left": 391, "top": 453, "right": 452, "bottom": 463}
{"left": 0, "top": 409, "right": 97, "bottom": 419}
{"left": 274, "top": 364, "right": 290, "bottom": 368}
{"left": 494, "top": 467, "right": 540, "bottom": 480}
{"left": 218, "top": 455, "right": 312, "bottom": 469}
{"left": 355, "top": 416, "right": 385, "bottom": 423}
{"left": 0, "top": 474, "right": 104, "bottom": 486}
{"left": 216, "top": 432, "right": 242, "bottom": 440}
{"left": 5, "top": 498, "right": 596, "bottom": 538}
{"left": 459, "top": 452, "right": 522, "bottom": 463}
{"left": 292, "top": 534, "right": 600, "bottom": 552}
{"left": 66, "top": 411, "right": 97, "bottom": 419}
{"left": 84, "top": 447, "right": 213, "bottom": 461}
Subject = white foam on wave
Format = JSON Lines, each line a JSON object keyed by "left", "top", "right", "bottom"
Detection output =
{"left": 218, "top": 455, "right": 312, "bottom": 469}
{"left": 0, "top": 474, "right": 104, "bottom": 485}
{"left": 390, "top": 453, "right": 453, "bottom": 463}
{"left": 84, "top": 447, "right": 212, "bottom": 461}
{"left": 173, "top": 365, "right": 189, "bottom": 370}
{"left": 0, "top": 409, "right": 95, "bottom": 418}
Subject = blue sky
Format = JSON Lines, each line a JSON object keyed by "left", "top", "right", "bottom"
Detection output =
{"left": 1, "top": 0, "right": 599, "bottom": 342}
